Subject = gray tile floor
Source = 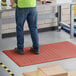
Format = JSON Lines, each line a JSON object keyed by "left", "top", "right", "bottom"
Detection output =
{"left": 0, "top": 30, "right": 76, "bottom": 76}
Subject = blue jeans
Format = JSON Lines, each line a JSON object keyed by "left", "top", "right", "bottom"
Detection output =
{"left": 15, "top": 7, "right": 39, "bottom": 52}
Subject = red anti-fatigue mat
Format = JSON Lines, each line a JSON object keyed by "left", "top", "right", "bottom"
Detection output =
{"left": 3, "top": 41, "right": 76, "bottom": 67}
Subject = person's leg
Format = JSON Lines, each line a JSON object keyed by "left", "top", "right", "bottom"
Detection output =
{"left": 27, "top": 7, "right": 39, "bottom": 52}
{"left": 15, "top": 7, "right": 28, "bottom": 52}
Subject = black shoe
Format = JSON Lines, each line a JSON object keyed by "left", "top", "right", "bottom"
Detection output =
{"left": 30, "top": 48, "right": 39, "bottom": 55}
{"left": 14, "top": 48, "right": 24, "bottom": 55}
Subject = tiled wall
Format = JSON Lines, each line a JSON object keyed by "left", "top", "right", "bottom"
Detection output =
{"left": 1, "top": 0, "right": 76, "bottom": 34}
{"left": 61, "top": 5, "right": 70, "bottom": 25}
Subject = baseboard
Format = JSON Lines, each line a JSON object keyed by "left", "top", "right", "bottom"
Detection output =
{"left": 2, "top": 26, "right": 57, "bottom": 38}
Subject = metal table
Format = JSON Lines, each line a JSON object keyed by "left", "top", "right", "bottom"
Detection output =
{"left": 37, "top": 2, "right": 76, "bottom": 38}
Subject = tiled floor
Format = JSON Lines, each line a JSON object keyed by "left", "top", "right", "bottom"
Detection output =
{"left": 0, "top": 30, "right": 76, "bottom": 76}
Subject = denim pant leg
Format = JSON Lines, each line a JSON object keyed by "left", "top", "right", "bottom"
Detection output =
{"left": 27, "top": 8, "right": 39, "bottom": 51}
{"left": 15, "top": 7, "right": 28, "bottom": 51}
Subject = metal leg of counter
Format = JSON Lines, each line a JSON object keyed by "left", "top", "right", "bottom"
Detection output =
{"left": 57, "top": 5, "right": 61, "bottom": 31}
{"left": 0, "top": 12, "right": 2, "bottom": 51}
{"left": 70, "top": 4, "right": 74, "bottom": 38}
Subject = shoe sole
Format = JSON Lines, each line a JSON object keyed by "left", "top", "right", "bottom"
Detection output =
{"left": 30, "top": 48, "right": 39, "bottom": 55}
{"left": 14, "top": 48, "right": 24, "bottom": 55}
